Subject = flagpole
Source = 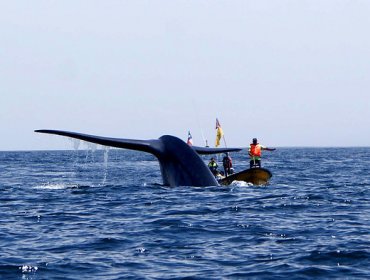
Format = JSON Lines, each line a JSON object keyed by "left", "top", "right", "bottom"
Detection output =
{"left": 223, "top": 135, "right": 227, "bottom": 148}
{"left": 192, "top": 100, "right": 207, "bottom": 147}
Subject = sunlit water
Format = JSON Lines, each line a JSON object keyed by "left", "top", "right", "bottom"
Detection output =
{"left": 0, "top": 148, "right": 369, "bottom": 279}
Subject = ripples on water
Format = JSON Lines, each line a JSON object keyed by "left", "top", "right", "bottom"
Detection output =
{"left": 0, "top": 148, "right": 369, "bottom": 279}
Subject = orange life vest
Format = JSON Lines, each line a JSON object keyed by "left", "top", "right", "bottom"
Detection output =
{"left": 250, "top": 144, "right": 261, "bottom": 157}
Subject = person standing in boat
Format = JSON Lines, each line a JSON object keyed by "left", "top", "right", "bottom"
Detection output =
{"left": 222, "top": 152, "right": 233, "bottom": 176}
{"left": 249, "top": 138, "right": 276, "bottom": 168}
{"left": 208, "top": 157, "right": 219, "bottom": 175}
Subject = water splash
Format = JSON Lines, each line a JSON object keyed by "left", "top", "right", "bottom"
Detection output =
{"left": 87, "top": 142, "right": 97, "bottom": 152}
{"left": 67, "top": 138, "right": 111, "bottom": 185}
{"left": 69, "top": 138, "right": 80, "bottom": 150}
{"left": 19, "top": 265, "right": 38, "bottom": 273}
{"left": 102, "top": 146, "right": 110, "bottom": 185}
{"left": 85, "top": 142, "right": 97, "bottom": 161}
{"left": 230, "top": 180, "right": 253, "bottom": 187}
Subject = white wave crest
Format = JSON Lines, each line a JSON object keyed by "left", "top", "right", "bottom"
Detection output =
{"left": 20, "top": 265, "right": 38, "bottom": 273}
{"left": 33, "top": 183, "right": 78, "bottom": 190}
{"left": 230, "top": 180, "right": 253, "bottom": 187}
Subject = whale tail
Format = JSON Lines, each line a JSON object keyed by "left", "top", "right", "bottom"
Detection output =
{"left": 35, "top": 129, "right": 242, "bottom": 187}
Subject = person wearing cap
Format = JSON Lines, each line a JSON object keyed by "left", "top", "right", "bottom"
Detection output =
{"left": 249, "top": 138, "right": 276, "bottom": 168}
{"left": 208, "top": 157, "right": 219, "bottom": 175}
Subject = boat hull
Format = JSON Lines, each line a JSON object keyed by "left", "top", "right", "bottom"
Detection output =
{"left": 219, "top": 167, "right": 272, "bottom": 186}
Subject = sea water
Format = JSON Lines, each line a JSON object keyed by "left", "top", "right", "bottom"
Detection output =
{"left": 0, "top": 148, "right": 369, "bottom": 279}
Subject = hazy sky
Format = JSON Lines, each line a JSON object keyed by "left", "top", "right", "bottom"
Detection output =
{"left": 1, "top": 1, "right": 369, "bottom": 150}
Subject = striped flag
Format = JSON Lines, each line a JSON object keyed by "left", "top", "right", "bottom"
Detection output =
{"left": 187, "top": 131, "right": 193, "bottom": 146}
{"left": 215, "top": 118, "right": 224, "bottom": 147}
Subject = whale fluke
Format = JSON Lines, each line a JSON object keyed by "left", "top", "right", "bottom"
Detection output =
{"left": 35, "top": 129, "right": 242, "bottom": 187}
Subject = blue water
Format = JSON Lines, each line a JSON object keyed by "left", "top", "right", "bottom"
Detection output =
{"left": 0, "top": 147, "right": 369, "bottom": 279}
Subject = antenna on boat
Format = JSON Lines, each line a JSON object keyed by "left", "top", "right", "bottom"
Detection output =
{"left": 192, "top": 100, "right": 208, "bottom": 147}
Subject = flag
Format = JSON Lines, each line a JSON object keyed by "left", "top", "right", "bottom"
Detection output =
{"left": 215, "top": 118, "right": 224, "bottom": 147}
{"left": 215, "top": 118, "right": 221, "bottom": 129}
{"left": 187, "top": 131, "right": 193, "bottom": 146}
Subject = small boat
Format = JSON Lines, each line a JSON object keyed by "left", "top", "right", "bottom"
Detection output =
{"left": 219, "top": 167, "right": 272, "bottom": 186}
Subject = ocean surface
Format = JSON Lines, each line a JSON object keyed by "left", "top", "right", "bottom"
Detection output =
{"left": 0, "top": 147, "right": 369, "bottom": 279}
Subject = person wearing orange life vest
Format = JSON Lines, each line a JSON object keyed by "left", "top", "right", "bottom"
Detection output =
{"left": 249, "top": 138, "right": 276, "bottom": 168}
